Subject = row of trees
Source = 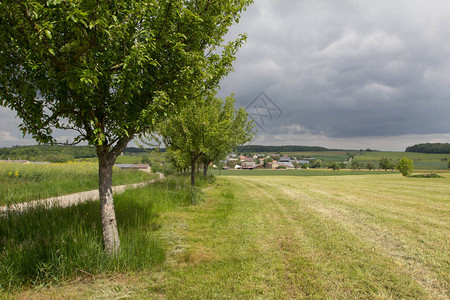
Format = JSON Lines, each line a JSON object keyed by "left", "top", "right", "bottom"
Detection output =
{"left": 0, "top": 145, "right": 97, "bottom": 161}
{"left": 147, "top": 92, "right": 254, "bottom": 186}
{"left": 0, "top": 0, "right": 253, "bottom": 255}
{"left": 327, "top": 157, "right": 415, "bottom": 176}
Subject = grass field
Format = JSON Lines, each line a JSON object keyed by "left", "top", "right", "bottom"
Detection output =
{"left": 354, "top": 151, "right": 450, "bottom": 170}
{"left": 0, "top": 161, "right": 157, "bottom": 206}
{"left": 211, "top": 169, "right": 392, "bottom": 176}
{"left": 7, "top": 173, "right": 449, "bottom": 298}
{"left": 265, "top": 150, "right": 450, "bottom": 170}
{"left": 0, "top": 175, "right": 207, "bottom": 292}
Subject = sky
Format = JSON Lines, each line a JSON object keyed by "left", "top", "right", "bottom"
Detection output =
{"left": 2, "top": 0, "right": 450, "bottom": 151}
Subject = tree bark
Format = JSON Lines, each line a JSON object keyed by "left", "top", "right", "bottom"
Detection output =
{"left": 190, "top": 158, "right": 196, "bottom": 187}
{"left": 98, "top": 152, "right": 120, "bottom": 256}
{"left": 203, "top": 161, "right": 209, "bottom": 178}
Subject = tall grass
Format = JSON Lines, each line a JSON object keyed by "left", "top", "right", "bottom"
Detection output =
{"left": 0, "top": 175, "right": 208, "bottom": 291}
{"left": 0, "top": 161, "right": 156, "bottom": 205}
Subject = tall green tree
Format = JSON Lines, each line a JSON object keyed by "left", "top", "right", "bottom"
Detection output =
{"left": 199, "top": 94, "right": 254, "bottom": 179}
{"left": 151, "top": 92, "right": 253, "bottom": 186}
{"left": 0, "top": 0, "right": 252, "bottom": 255}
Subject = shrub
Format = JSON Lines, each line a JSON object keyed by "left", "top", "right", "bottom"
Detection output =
{"left": 397, "top": 157, "right": 414, "bottom": 177}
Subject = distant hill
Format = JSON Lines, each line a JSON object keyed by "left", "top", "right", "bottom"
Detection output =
{"left": 0, "top": 145, "right": 166, "bottom": 162}
{"left": 236, "top": 145, "right": 330, "bottom": 153}
{"left": 0, "top": 145, "right": 97, "bottom": 162}
{"left": 406, "top": 143, "right": 450, "bottom": 154}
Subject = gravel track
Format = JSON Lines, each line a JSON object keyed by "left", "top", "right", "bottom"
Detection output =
{"left": 0, "top": 172, "right": 165, "bottom": 214}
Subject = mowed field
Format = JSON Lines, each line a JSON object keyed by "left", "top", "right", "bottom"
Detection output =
{"left": 283, "top": 151, "right": 450, "bottom": 170}
{"left": 14, "top": 173, "right": 449, "bottom": 299}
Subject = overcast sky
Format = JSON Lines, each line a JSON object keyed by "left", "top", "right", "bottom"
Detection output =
{"left": 2, "top": 0, "right": 450, "bottom": 150}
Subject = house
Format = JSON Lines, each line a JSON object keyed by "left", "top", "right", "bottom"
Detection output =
{"left": 278, "top": 161, "right": 295, "bottom": 169}
{"left": 266, "top": 162, "right": 279, "bottom": 169}
{"left": 114, "top": 163, "right": 151, "bottom": 173}
{"left": 280, "top": 156, "right": 291, "bottom": 162}
{"left": 242, "top": 162, "right": 256, "bottom": 169}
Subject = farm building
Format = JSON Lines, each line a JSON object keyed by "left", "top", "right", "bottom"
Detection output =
{"left": 114, "top": 164, "right": 151, "bottom": 173}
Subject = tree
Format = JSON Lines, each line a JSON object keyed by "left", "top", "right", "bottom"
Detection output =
{"left": 199, "top": 94, "right": 254, "bottom": 179}
{"left": 366, "top": 162, "right": 375, "bottom": 171}
{"left": 388, "top": 161, "right": 397, "bottom": 171}
{"left": 351, "top": 161, "right": 361, "bottom": 171}
{"left": 263, "top": 157, "right": 273, "bottom": 168}
{"left": 448, "top": 159, "right": 450, "bottom": 170}
{"left": 0, "top": 0, "right": 252, "bottom": 255}
{"left": 327, "top": 161, "right": 340, "bottom": 171}
{"left": 311, "top": 160, "right": 322, "bottom": 168}
{"left": 151, "top": 93, "right": 253, "bottom": 186}
{"left": 397, "top": 157, "right": 414, "bottom": 177}
{"left": 379, "top": 158, "right": 391, "bottom": 171}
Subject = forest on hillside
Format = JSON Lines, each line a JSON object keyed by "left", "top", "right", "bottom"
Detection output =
{"left": 405, "top": 143, "right": 450, "bottom": 154}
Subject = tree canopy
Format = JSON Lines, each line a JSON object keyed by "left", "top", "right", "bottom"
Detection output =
{"left": 0, "top": 0, "right": 253, "bottom": 255}
{"left": 150, "top": 92, "right": 254, "bottom": 185}
{"left": 397, "top": 157, "right": 414, "bottom": 177}
{"left": 406, "top": 143, "right": 450, "bottom": 154}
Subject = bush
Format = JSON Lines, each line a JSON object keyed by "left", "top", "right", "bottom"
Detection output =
{"left": 397, "top": 157, "right": 414, "bottom": 177}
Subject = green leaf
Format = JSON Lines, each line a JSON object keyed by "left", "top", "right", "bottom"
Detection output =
{"left": 44, "top": 30, "right": 52, "bottom": 40}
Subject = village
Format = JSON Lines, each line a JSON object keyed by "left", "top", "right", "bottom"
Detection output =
{"left": 222, "top": 153, "right": 321, "bottom": 170}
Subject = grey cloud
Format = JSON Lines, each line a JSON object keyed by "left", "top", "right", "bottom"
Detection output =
{"left": 220, "top": 0, "right": 450, "bottom": 146}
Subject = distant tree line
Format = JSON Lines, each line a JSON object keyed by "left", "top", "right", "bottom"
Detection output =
{"left": 0, "top": 145, "right": 96, "bottom": 162}
{"left": 235, "top": 145, "right": 329, "bottom": 153}
{"left": 406, "top": 143, "right": 450, "bottom": 154}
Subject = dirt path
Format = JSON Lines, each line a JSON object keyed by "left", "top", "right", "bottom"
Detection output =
{"left": 0, "top": 172, "right": 165, "bottom": 214}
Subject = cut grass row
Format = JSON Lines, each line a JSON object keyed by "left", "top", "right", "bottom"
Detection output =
{"left": 154, "top": 174, "right": 449, "bottom": 298}
{"left": 0, "top": 162, "right": 157, "bottom": 206}
{"left": 212, "top": 168, "right": 396, "bottom": 176}
{"left": 7, "top": 172, "right": 448, "bottom": 298}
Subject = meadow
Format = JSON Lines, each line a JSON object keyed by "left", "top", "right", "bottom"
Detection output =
{"left": 211, "top": 169, "right": 391, "bottom": 176}
{"left": 354, "top": 151, "right": 450, "bottom": 170}
{"left": 0, "top": 175, "right": 208, "bottom": 292}
{"left": 278, "top": 150, "right": 450, "bottom": 170}
{"left": 4, "top": 172, "right": 448, "bottom": 298}
{"left": 0, "top": 161, "right": 157, "bottom": 206}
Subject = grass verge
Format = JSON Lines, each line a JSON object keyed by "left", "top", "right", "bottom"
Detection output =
{"left": 0, "top": 174, "right": 210, "bottom": 292}
{"left": 0, "top": 161, "right": 157, "bottom": 206}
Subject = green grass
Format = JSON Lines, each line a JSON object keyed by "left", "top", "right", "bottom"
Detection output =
{"left": 354, "top": 151, "right": 450, "bottom": 170}
{"left": 4, "top": 173, "right": 449, "bottom": 298}
{"left": 0, "top": 175, "right": 208, "bottom": 291}
{"left": 211, "top": 168, "right": 392, "bottom": 176}
{"left": 155, "top": 174, "right": 450, "bottom": 299}
{"left": 269, "top": 150, "right": 450, "bottom": 170}
{"left": 0, "top": 161, "right": 157, "bottom": 206}
{"left": 283, "top": 151, "right": 349, "bottom": 163}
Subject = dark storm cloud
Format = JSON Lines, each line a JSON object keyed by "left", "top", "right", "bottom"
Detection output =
{"left": 220, "top": 0, "right": 450, "bottom": 143}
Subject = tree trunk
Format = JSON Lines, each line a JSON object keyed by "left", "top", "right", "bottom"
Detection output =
{"left": 203, "top": 161, "right": 208, "bottom": 178}
{"left": 190, "top": 158, "right": 196, "bottom": 187}
{"left": 98, "top": 153, "right": 120, "bottom": 256}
